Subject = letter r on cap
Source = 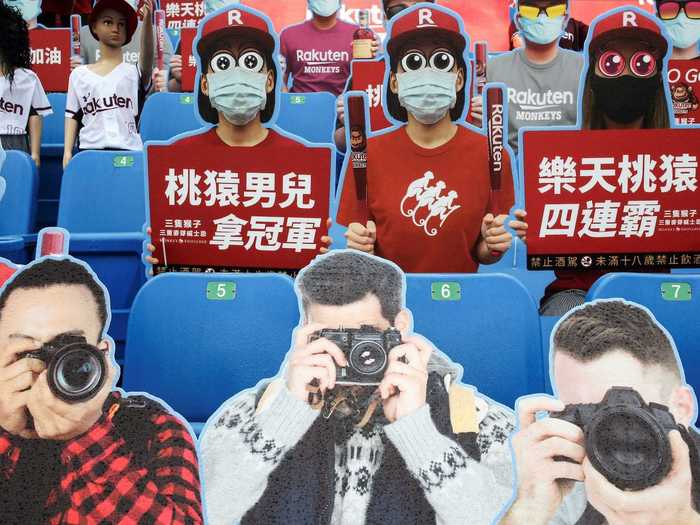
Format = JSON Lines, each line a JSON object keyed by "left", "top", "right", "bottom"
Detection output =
{"left": 228, "top": 9, "right": 243, "bottom": 25}
{"left": 622, "top": 11, "right": 637, "bottom": 26}
{"left": 418, "top": 8, "right": 434, "bottom": 26}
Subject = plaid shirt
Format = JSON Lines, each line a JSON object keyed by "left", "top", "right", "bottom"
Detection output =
{"left": 0, "top": 391, "right": 203, "bottom": 524}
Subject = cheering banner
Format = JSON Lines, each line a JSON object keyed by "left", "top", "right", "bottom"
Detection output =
{"left": 180, "top": 27, "right": 197, "bottom": 92}
{"left": 349, "top": 60, "right": 392, "bottom": 132}
{"left": 29, "top": 28, "right": 71, "bottom": 92}
{"left": 147, "top": 142, "right": 332, "bottom": 273}
{"left": 523, "top": 127, "right": 700, "bottom": 271}
{"left": 162, "top": 0, "right": 205, "bottom": 29}
{"left": 669, "top": 59, "right": 700, "bottom": 126}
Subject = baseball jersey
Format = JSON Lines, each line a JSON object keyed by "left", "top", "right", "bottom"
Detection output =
{"left": 336, "top": 125, "right": 515, "bottom": 273}
{"left": 66, "top": 63, "right": 146, "bottom": 150}
{"left": 0, "top": 69, "right": 52, "bottom": 135}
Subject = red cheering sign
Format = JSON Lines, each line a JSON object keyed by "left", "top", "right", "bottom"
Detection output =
{"left": 29, "top": 28, "right": 71, "bottom": 93}
{"left": 350, "top": 59, "right": 392, "bottom": 132}
{"left": 147, "top": 133, "right": 332, "bottom": 273}
{"left": 523, "top": 128, "right": 700, "bottom": 271}
{"left": 180, "top": 27, "right": 197, "bottom": 93}
{"left": 669, "top": 59, "right": 700, "bottom": 126}
{"left": 162, "top": 0, "right": 204, "bottom": 29}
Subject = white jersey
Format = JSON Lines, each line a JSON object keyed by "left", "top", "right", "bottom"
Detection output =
{"left": 0, "top": 68, "right": 52, "bottom": 135}
{"left": 66, "top": 62, "right": 146, "bottom": 151}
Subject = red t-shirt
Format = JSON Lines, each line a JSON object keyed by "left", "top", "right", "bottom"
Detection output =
{"left": 337, "top": 125, "right": 515, "bottom": 273}
{"left": 174, "top": 126, "right": 303, "bottom": 152}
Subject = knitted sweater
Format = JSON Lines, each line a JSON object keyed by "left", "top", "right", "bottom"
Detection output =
{"left": 200, "top": 375, "right": 515, "bottom": 525}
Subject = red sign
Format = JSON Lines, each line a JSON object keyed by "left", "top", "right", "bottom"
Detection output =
{"left": 147, "top": 132, "right": 332, "bottom": 272}
{"left": 180, "top": 28, "right": 197, "bottom": 92}
{"left": 669, "top": 59, "right": 700, "bottom": 127}
{"left": 350, "top": 59, "right": 391, "bottom": 132}
{"left": 523, "top": 128, "right": 700, "bottom": 271}
{"left": 162, "top": 0, "right": 204, "bottom": 29}
{"left": 29, "top": 28, "right": 71, "bottom": 93}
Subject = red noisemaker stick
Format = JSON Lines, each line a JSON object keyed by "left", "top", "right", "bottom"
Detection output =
{"left": 40, "top": 229, "right": 66, "bottom": 256}
{"left": 155, "top": 9, "right": 166, "bottom": 72}
{"left": 486, "top": 86, "right": 505, "bottom": 257}
{"left": 70, "top": 14, "right": 81, "bottom": 57}
{"left": 474, "top": 41, "right": 487, "bottom": 96}
{"left": 347, "top": 94, "right": 369, "bottom": 220}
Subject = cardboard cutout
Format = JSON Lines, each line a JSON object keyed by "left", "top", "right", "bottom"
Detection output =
{"left": 145, "top": 3, "right": 334, "bottom": 275}
{"left": 28, "top": 27, "right": 71, "bottom": 93}
{"left": 669, "top": 59, "right": 700, "bottom": 126}
{"left": 335, "top": 4, "right": 520, "bottom": 274}
{"left": 519, "top": 7, "right": 700, "bottom": 272}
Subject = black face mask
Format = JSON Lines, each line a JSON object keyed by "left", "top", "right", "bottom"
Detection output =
{"left": 590, "top": 74, "right": 660, "bottom": 124}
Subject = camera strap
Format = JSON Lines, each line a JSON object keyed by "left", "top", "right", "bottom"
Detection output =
{"left": 315, "top": 387, "right": 384, "bottom": 429}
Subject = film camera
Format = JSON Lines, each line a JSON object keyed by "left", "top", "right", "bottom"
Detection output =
{"left": 20, "top": 334, "right": 108, "bottom": 403}
{"left": 551, "top": 386, "right": 679, "bottom": 491}
{"left": 309, "top": 326, "right": 403, "bottom": 385}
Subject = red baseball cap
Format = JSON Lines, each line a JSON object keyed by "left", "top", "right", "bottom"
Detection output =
{"left": 89, "top": 0, "right": 138, "bottom": 46}
{"left": 196, "top": 6, "right": 275, "bottom": 57}
{"left": 386, "top": 5, "right": 466, "bottom": 60}
{"left": 588, "top": 8, "right": 668, "bottom": 56}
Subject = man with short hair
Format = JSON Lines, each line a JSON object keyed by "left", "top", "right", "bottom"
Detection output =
{"left": 501, "top": 299, "right": 700, "bottom": 525}
{"left": 470, "top": 0, "right": 583, "bottom": 156}
{"left": 0, "top": 257, "right": 203, "bottom": 523}
{"left": 200, "top": 250, "right": 516, "bottom": 524}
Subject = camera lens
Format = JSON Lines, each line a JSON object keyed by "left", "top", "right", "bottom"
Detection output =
{"left": 349, "top": 341, "right": 387, "bottom": 376}
{"left": 587, "top": 409, "right": 672, "bottom": 490}
{"left": 49, "top": 344, "right": 106, "bottom": 402}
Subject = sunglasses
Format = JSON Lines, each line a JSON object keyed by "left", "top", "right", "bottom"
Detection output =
{"left": 597, "top": 50, "right": 657, "bottom": 78}
{"left": 518, "top": 3, "right": 567, "bottom": 19}
{"left": 657, "top": 0, "right": 700, "bottom": 20}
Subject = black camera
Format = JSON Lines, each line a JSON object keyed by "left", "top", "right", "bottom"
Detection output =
{"left": 551, "top": 386, "right": 678, "bottom": 491}
{"left": 309, "top": 326, "right": 403, "bottom": 385}
{"left": 20, "top": 334, "right": 107, "bottom": 403}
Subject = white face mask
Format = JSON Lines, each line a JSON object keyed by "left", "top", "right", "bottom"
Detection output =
{"left": 662, "top": 13, "right": 700, "bottom": 50}
{"left": 397, "top": 68, "right": 458, "bottom": 125}
{"left": 5, "top": 0, "right": 41, "bottom": 22}
{"left": 207, "top": 68, "right": 268, "bottom": 126}
{"left": 308, "top": 0, "right": 340, "bottom": 17}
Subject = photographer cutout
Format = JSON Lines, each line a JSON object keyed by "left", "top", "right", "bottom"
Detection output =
{"left": 335, "top": 4, "right": 527, "bottom": 273}
{"left": 199, "top": 250, "right": 516, "bottom": 524}
{"left": 501, "top": 299, "right": 700, "bottom": 525}
{"left": 0, "top": 251, "right": 203, "bottom": 523}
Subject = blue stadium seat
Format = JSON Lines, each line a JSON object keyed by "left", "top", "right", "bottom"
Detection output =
{"left": 38, "top": 93, "right": 67, "bottom": 230}
{"left": 58, "top": 151, "right": 147, "bottom": 362}
{"left": 277, "top": 92, "right": 337, "bottom": 144}
{"left": 122, "top": 273, "right": 300, "bottom": 433}
{"left": 587, "top": 273, "right": 700, "bottom": 398}
{"left": 511, "top": 238, "right": 556, "bottom": 308}
{"left": 405, "top": 273, "right": 544, "bottom": 407}
{"left": 0, "top": 151, "right": 37, "bottom": 263}
{"left": 140, "top": 92, "right": 203, "bottom": 142}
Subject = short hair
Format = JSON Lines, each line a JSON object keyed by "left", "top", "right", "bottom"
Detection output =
{"left": 297, "top": 252, "right": 403, "bottom": 324}
{"left": 553, "top": 300, "right": 681, "bottom": 381}
{"left": 0, "top": 258, "right": 108, "bottom": 334}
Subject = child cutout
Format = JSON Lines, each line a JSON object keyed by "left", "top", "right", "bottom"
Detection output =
{"left": 336, "top": 4, "right": 527, "bottom": 273}
{"left": 0, "top": 3, "right": 52, "bottom": 167}
{"left": 63, "top": 0, "right": 154, "bottom": 168}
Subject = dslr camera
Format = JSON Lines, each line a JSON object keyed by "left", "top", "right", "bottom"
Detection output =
{"left": 309, "top": 326, "right": 402, "bottom": 385}
{"left": 20, "top": 333, "right": 108, "bottom": 403}
{"left": 551, "top": 386, "right": 678, "bottom": 491}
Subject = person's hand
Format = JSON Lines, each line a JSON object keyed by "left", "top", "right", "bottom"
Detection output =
{"left": 140, "top": 0, "right": 153, "bottom": 22}
{"left": 584, "top": 430, "right": 700, "bottom": 525}
{"left": 320, "top": 217, "right": 333, "bottom": 254}
{"left": 481, "top": 213, "right": 512, "bottom": 253}
{"left": 26, "top": 346, "right": 117, "bottom": 441}
{"left": 169, "top": 54, "right": 183, "bottom": 81}
{"left": 31, "top": 153, "right": 41, "bottom": 168}
{"left": 508, "top": 396, "right": 585, "bottom": 525}
{"left": 153, "top": 67, "right": 166, "bottom": 92}
{"left": 379, "top": 334, "right": 431, "bottom": 422}
{"left": 70, "top": 55, "right": 83, "bottom": 71}
{"left": 508, "top": 209, "right": 528, "bottom": 245}
{"left": 371, "top": 35, "right": 380, "bottom": 58}
{"left": 470, "top": 95, "right": 483, "bottom": 124}
{"left": 62, "top": 151, "right": 73, "bottom": 170}
{"left": 345, "top": 221, "right": 376, "bottom": 253}
{"left": 0, "top": 340, "right": 46, "bottom": 437}
{"left": 336, "top": 95, "right": 345, "bottom": 125}
{"left": 285, "top": 323, "right": 349, "bottom": 404}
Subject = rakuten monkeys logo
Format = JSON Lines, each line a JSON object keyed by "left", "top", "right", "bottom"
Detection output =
{"left": 82, "top": 94, "right": 134, "bottom": 115}
{"left": 488, "top": 103, "right": 504, "bottom": 173}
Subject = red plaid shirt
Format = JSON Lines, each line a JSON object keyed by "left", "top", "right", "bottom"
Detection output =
{"left": 0, "top": 392, "right": 203, "bottom": 524}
